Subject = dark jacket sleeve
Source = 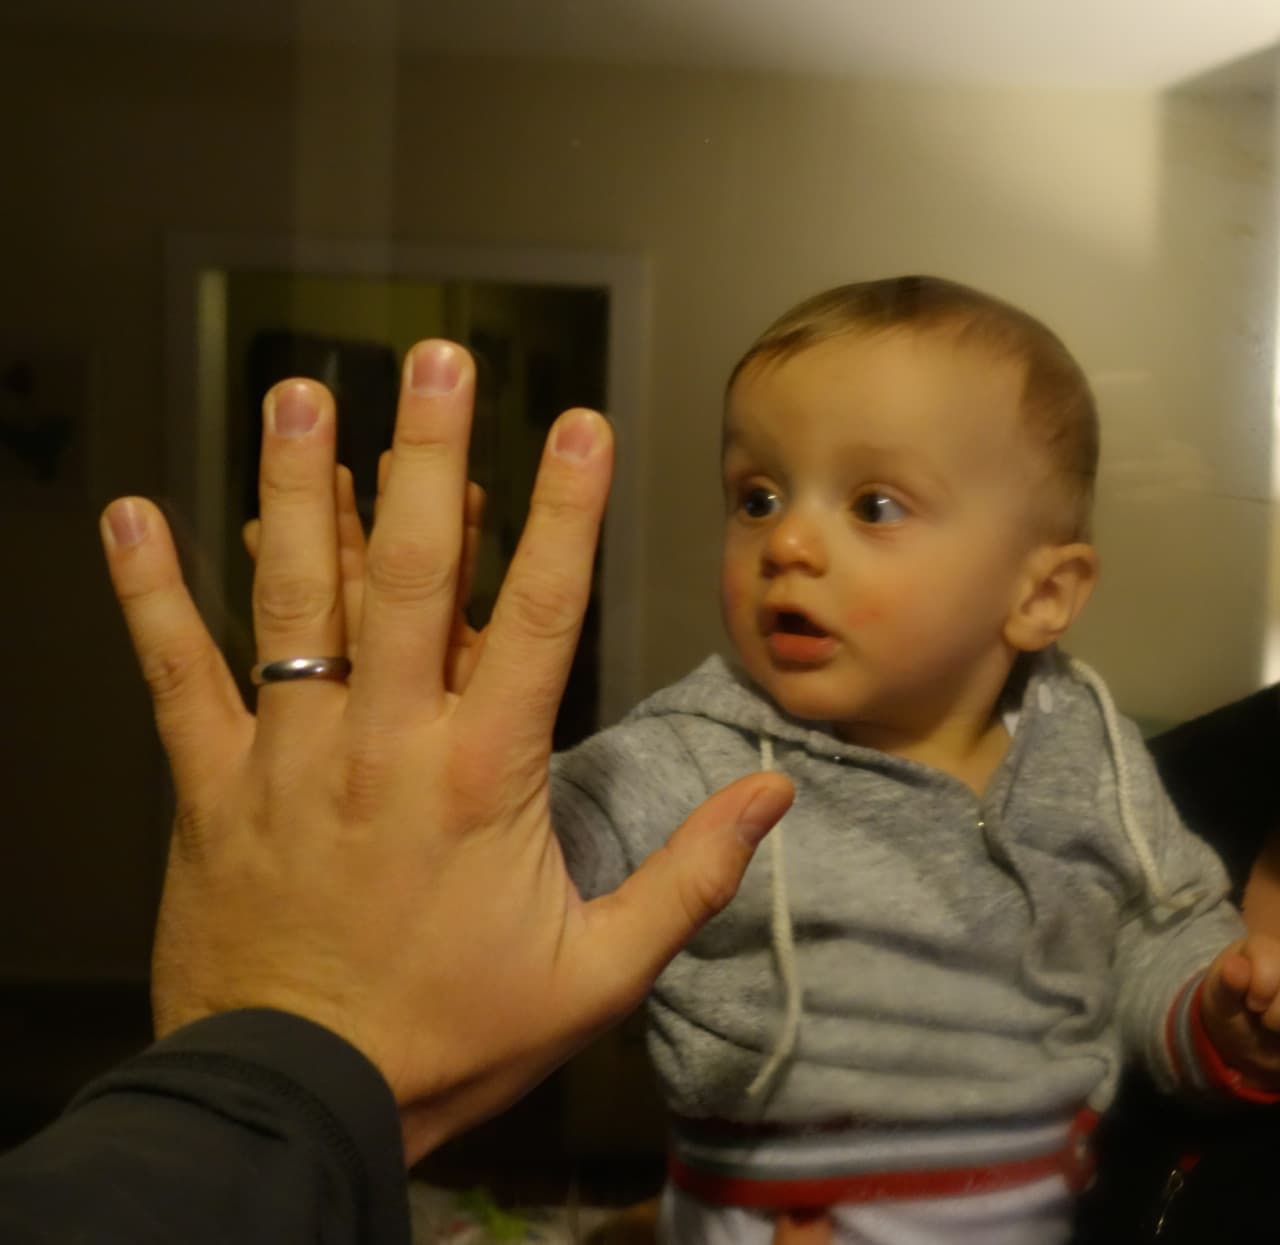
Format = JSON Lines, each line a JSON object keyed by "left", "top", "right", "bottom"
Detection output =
{"left": 0, "top": 1008, "right": 410, "bottom": 1245}
{"left": 1147, "top": 684, "right": 1280, "bottom": 902}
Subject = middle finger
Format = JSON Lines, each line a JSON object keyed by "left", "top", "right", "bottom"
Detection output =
{"left": 353, "top": 340, "right": 474, "bottom": 723}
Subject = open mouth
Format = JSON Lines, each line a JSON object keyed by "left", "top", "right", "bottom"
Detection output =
{"left": 771, "top": 610, "right": 829, "bottom": 639}
{"left": 763, "top": 608, "right": 837, "bottom": 664}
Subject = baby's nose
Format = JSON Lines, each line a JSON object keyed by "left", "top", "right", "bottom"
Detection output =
{"left": 763, "top": 510, "right": 828, "bottom": 573}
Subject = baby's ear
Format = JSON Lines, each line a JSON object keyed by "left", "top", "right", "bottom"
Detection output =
{"left": 1004, "top": 542, "right": 1099, "bottom": 653}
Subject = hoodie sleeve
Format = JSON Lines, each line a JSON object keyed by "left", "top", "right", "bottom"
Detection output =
{"left": 1109, "top": 719, "right": 1247, "bottom": 1095}
{"left": 550, "top": 715, "right": 713, "bottom": 900}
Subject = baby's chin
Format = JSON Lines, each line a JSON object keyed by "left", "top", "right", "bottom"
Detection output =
{"left": 747, "top": 664, "right": 855, "bottom": 727}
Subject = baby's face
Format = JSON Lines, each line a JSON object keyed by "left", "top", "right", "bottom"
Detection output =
{"left": 720, "top": 329, "right": 1050, "bottom": 742}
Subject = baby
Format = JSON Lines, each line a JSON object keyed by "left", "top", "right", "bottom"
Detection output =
{"left": 549, "top": 277, "right": 1280, "bottom": 1244}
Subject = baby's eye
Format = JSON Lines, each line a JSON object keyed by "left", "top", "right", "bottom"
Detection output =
{"left": 852, "top": 491, "right": 907, "bottom": 525}
{"left": 740, "top": 486, "right": 780, "bottom": 519}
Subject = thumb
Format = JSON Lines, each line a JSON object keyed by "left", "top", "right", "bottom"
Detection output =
{"left": 582, "top": 772, "right": 794, "bottom": 997}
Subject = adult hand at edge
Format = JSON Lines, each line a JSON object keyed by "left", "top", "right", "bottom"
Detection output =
{"left": 100, "top": 340, "right": 793, "bottom": 1163}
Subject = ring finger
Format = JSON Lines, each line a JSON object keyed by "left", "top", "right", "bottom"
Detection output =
{"left": 252, "top": 379, "right": 346, "bottom": 721}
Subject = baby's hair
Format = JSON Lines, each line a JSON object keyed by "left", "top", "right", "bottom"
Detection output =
{"left": 726, "top": 276, "right": 1099, "bottom": 541}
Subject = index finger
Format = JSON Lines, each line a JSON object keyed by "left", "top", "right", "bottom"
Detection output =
{"left": 460, "top": 408, "right": 612, "bottom": 755}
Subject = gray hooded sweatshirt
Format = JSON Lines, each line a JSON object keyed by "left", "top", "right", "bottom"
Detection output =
{"left": 550, "top": 648, "right": 1242, "bottom": 1138}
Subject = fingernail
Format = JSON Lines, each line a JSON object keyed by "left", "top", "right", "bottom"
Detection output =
{"left": 410, "top": 341, "right": 462, "bottom": 396}
{"left": 736, "top": 783, "right": 790, "bottom": 849}
{"left": 104, "top": 498, "right": 147, "bottom": 548}
{"left": 552, "top": 409, "right": 599, "bottom": 462}
{"left": 269, "top": 383, "right": 319, "bottom": 437}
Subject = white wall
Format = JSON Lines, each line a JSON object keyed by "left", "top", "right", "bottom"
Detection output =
{"left": 385, "top": 57, "right": 1278, "bottom": 724}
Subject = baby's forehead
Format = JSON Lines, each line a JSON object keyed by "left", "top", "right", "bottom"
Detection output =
{"left": 724, "top": 329, "right": 1028, "bottom": 444}
{"left": 737, "top": 324, "right": 1021, "bottom": 386}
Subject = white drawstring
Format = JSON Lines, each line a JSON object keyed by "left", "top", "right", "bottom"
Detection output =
{"left": 747, "top": 735, "right": 804, "bottom": 1098}
{"left": 744, "top": 661, "right": 1196, "bottom": 1103}
{"left": 1068, "top": 658, "right": 1201, "bottom": 912}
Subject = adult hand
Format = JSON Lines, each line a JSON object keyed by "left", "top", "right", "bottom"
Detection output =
{"left": 100, "top": 340, "right": 793, "bottom": 1162}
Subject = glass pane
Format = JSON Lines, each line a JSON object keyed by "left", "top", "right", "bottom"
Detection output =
{"left": 4, "top": 3, "right": 1278, "bottom": 1234}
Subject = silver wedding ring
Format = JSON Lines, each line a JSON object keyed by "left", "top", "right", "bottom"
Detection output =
{"left": 250, "top": 656, "right": 352, "bottom": 686}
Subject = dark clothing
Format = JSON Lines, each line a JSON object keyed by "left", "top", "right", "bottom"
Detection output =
{"left": 1074, "top": 686, "right": 1280, "bottom": 1243}
{"left": 1148, "top": 684, "right": 1280, "bottom": 908}
{"left": 0, "top": 1008, "right": 410, "bottom": 1245}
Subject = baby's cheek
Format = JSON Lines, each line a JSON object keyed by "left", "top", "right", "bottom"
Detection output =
{"left": 720, "top": 567, "right": 757, "bottom": 655}
{"left": 844, "top": 584, "right": 894, "bottom": 631}
{"left": 720, "top": 564, "right": 746, "bottom": 614}
{"left": 845, "top": 603, "right": 886, "bottom": 629}
{"left": 849, "top": 580, "right": 946, "bottom": 641}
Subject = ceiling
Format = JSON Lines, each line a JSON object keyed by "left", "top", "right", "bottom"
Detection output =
{"left": 3, "top": 0, "right": 1279, "bottom": 90}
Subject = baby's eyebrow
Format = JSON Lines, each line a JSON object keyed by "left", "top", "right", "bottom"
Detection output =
{"left": 720, "top": 424, "right": 757, "bottom": 463}
{"left": 830, "top": 442, "right": 956, "bottom": 500}
{"left": 721, "top": 414, "right": 779, "bottom": 455}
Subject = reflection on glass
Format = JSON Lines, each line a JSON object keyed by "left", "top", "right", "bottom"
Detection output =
{"left": 3, "top": 4, "right": 1279, "bottom": 1236}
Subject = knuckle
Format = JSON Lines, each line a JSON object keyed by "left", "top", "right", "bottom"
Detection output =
{"left": 527, "top": 487, "right": 590, "bottom": 533}
{"left": 139, "top": 637, "right": 219, "bottom": 707}
{"left": 164, "top": 806, "right": 217, "bottom": 876}
{"left": 650, "top": 842, "right": 737, "bottom": 934}
{"left": 443, "top": 740, "right": 508, "bottom": 825}
{"left": 676, "top": 851, "right": 738, "bottom": 921}
{"left": 111, "top": 573, "right": 159, "bottom": 610}
{"left": 445, "top": 740, "right": 490, "bottom": 800}
{"left": 258, "top": 465, "right": 316, "bottom": 504}
{"left": 500, "top": 571, "right": 582, "bottom": 644}
{"left": 366, "top": 538, "right": 454, "bottom": 606}
{"left": 688, "top": 869, "right": 737, "bottom": 919}
{"left": 393, "top": 420, "right": 455, "bottom": 453}
{"left": 253, "top": 572, "right": 335, "bottom": 631}
{"left": 442, "top": 733, "right": 546, "bottom": 834}
{"left": 338, "top": 744, "right": 392, "bottom": 823}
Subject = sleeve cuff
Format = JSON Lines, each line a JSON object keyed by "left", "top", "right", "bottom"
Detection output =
{"left": 1166, "top": 974, "right": 1280, "bottom": 1105}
